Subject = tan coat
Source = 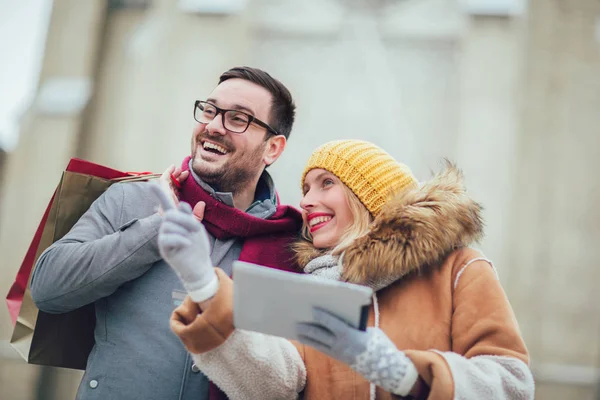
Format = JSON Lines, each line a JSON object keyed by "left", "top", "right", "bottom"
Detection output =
{"left": 296, "top": 247, "right": 529, "bottom": 400}
{"left": 172, "top": 166, "right": 531, "bottom": 400}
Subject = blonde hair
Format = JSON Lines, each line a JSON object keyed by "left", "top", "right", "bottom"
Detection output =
{"left": 300, "top": 184, "right": 373, "bottom": 255}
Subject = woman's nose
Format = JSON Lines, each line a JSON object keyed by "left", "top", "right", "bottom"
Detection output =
{"left": 300, "top": 192, "right": 315, "bottom": 210}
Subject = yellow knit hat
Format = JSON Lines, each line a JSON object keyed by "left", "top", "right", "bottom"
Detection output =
{"left": 301, "top": 140, "right": 418, "bottom": 216}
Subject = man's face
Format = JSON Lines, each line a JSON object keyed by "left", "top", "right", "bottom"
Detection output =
{"left": 191, "top": 78, "right": 274, "bottom": 194}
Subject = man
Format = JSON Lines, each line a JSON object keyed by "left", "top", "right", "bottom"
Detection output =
{"left": 30, "top": 67, "right": 304, "bottom": 400}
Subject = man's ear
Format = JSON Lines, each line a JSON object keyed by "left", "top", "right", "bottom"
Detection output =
{"left": 264, "top": 135, "right": 287, "bottom": 166}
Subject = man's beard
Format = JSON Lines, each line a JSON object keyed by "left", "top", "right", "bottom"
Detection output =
{"left": 192, "top": 137, "right": 267, "bottom": 195}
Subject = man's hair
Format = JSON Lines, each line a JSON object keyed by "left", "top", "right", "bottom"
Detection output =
{"left": 219, "top": 66, "right": 296, "bottom": 140}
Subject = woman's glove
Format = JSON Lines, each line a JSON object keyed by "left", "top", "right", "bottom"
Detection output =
{"left": 296, "top": 308, "right": 419, "bottom": 397}
{"left": 151, "top": 183, "right": 218, "bottom": 303}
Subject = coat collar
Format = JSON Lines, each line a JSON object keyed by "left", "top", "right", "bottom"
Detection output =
{"left": 295, "top": 163, "right": 484, "bottom": 286}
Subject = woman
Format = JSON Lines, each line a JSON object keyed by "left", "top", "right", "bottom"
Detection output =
{"left": 156, "top": 140, "right": 534, "bottom": 400}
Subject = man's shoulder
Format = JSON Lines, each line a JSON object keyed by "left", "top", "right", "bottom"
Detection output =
{"left": 114, "top": 180, "right": 155, "bottom": 195}
{"left": 102, "top": 180, "right": 154, "bottom": 200}
{"left": 107, "top": 181, "right": 158, "bottom": 218}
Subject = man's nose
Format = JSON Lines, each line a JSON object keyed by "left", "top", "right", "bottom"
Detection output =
{"left": 205, "top": 114, "right": 227, "bottom": 136}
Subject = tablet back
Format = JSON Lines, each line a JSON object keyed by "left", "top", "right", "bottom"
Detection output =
{"left": 233, "top": 260, "right": 373, "bottom": 340}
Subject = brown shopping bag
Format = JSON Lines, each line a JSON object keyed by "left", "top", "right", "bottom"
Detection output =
{"left": 6, "top": 158, "right": 159, "bottom": 369}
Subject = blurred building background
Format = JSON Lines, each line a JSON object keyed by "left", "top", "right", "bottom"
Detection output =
{"left": 0, "top": 0, "right": 599, "bottom": 399}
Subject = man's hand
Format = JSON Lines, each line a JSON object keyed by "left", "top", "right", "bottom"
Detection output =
{"left": 157, "top": 165, "right": 189, "bottom": 213}
{"left": 150, "top": 183, "right": 218, "bottom": 303}
{"left": 296, "top": 308, "right": 419, "bottom": 397}
{"left": 158, "top": 165, "right": 206, "bottom": 222}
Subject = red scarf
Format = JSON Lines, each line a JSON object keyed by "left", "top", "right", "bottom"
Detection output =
{"left": 178, "top": 157, "right": 303, "bottom": 400}
{"left": 178, "top": 157, "right": 302, "bottom": 272}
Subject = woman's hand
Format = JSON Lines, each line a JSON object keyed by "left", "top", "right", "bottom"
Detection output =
{"left": 296, "top": 307, "right": 420, "bottom": 397}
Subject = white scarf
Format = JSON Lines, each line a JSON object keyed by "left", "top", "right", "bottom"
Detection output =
{"left": 303, "top": 254, "right": 399, "bottom": 291}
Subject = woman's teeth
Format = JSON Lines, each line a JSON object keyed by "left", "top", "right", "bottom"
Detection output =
{"left": 309, "top": 216, "right": 332, "bottom": 227}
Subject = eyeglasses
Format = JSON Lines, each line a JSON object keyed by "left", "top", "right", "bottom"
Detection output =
{"left": 193, "top": 100, "right": 279, "bottom": 136}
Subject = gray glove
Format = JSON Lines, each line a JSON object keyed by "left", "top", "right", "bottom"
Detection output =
{"left": 296, "top": 307, "right": 418, "bottom": 396}
{"left": 150, "top": 183, "right": 218, "bottom": 303}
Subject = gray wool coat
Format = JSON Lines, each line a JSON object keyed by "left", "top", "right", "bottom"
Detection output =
{"left": 30, "top": 170, "right": 278, "bottom": 400}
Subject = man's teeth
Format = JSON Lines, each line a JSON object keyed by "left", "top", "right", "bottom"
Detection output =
{"left": 203, "top": 142, "right": 228, "bottom": 154}
{"left": 309, "top": 216, "right": 332, "bottom": 227}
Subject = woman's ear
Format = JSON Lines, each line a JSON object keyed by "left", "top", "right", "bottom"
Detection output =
{"left": 264, "top": 135, "right": 287, "bottom": 166}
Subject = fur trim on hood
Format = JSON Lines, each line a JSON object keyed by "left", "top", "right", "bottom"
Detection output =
{"left": 294, "top": 163, "right": 484, "bottom": 285}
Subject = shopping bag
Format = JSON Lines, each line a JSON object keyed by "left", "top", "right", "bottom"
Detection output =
{"left": 6, "top": 158, "right": 159, "bottom": 369}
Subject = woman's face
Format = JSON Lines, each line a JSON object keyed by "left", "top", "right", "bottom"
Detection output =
{"left": 300, "top": 168, "right": 354, "bottom": 249}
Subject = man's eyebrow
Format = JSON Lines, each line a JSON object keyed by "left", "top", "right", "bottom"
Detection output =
{"left": 206, "top": 98, "right": 255, "bottom": 116}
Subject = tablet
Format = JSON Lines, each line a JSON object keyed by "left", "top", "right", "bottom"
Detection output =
{"left": 232, "top": 260, "right": 373, "bottom": 340}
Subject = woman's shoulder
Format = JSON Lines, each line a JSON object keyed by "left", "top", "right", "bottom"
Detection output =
{"left": 439, "top": 247, "right": 498, "bottom": 291}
